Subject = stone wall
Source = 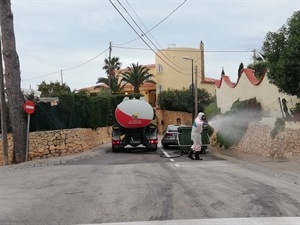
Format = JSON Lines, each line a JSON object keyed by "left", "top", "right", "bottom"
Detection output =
{"left": 0, "top": 127, "right": 112, "bottom": 165}
{"left": 232, "top": 121, "right": 300, "bottom": 161}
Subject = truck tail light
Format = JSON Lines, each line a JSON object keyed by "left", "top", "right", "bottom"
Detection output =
{"left": 149, "top": 139, "right": 158, "bottom": 144}
{"left": 112, "top": 140, "right": 121, "bottom": 145}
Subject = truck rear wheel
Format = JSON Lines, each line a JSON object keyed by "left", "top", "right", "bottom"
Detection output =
{"left": 112, "top": 145, "right": 119, "bottom": 153}
{"left": 152, "top": 146, "right": 158, "bottom": 151}
{"left": 147, "top": 145, "right": 157, "bottom": 152}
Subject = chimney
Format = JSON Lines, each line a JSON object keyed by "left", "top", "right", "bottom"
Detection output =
{"left": 200, "top": 41, "right": 205, "bottom": 82}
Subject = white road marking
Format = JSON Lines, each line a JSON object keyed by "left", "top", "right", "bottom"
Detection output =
{"left": 162, "top": 149, "right": 171, "bottom": 158}
{"left": 170, "top": 159, "right": 175, "bottom": 162}
{"left": 173, "top": 161, "right": 237, "bottom": 168}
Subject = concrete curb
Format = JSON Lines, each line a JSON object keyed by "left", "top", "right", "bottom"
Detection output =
{"left": 0, "top": 144, "right": 111, "bottom": 171}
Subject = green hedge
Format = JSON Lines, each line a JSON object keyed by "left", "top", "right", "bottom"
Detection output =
{"left": 157, "top": 88, "right": 213, "bottom": 112}
{"left": 30, "top": 93, "right": 110, "bottom": 131}
{"left": 29, "top": 93, "right": 144, "bottom": 131}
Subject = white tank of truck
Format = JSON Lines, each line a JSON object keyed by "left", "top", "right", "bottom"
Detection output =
{"left": 112, "top": 97, "right": 158, "bottom": 152}
{"left": 115, "top": 98, "right": 154, "bottom": 128}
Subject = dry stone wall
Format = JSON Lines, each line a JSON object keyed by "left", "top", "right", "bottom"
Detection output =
{"left": 232, "top": 121, "right": 300, "bottom": 161}
{"left": 0, "top": 127, "right": 112, "bottom": 165}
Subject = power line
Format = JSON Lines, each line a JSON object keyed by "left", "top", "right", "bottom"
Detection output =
{"left": 22, "top": 48, "right": 109, "bottom": 81}
{"left": 122, "top": 0, "right": 189, "bottom": 71}
{"left": 22, "top": 70, "right": 62, "bottom": 81}
{"left": 64, "top": 48, "right": 109, "bottom": 71}
{"left": 112, "top": 45, "right": 254, "bottom": 53}
{"left": 116, "top": 0, "right": 189, "bottom": 71}
{"left": 114, "top": 0, "right": 187, "bottom": 46}
{"left": 110, "top": 0, "right": 190, "bottom": 75}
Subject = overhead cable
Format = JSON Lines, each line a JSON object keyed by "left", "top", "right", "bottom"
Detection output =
{"left": 114, "top": 0, "right": 187, "bottom": 46}
{"left": 22, "top": 48, "right": 109, "bottom": 81}
{"left": 110, "top": 0, "right": 190, "bottom": 75}
{"left": 113, "top": 45, "right": 254, "bottom": 53}
{"left": 122, "top": 0, "right": 189, "bottom": 71}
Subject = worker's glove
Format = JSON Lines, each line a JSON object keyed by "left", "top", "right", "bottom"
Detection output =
{"left": 202, "top": 121, "right": 208, "bottom": 127}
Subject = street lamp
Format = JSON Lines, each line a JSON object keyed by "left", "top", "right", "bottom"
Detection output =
{"left": 183, "top": 56, "right": 195, "bottom": 122}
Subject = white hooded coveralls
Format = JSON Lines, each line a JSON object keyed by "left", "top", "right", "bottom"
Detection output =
{"left": 191, "top": 112, "right": 205, "bottom": 151}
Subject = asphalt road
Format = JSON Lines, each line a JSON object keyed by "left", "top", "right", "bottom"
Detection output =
{"left": 0, "top": 146, "right": 299, "bottom": 225}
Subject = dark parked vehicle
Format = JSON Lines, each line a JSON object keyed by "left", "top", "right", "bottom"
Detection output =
{"left": 161, "top": 125, "right": 186, "bottom": 149}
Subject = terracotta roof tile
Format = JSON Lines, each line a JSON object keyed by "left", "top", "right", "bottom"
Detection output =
{"left": 201, "top": 77, "right": 220, "bottom": 84}
{"left": 215, "top": 68, "right": 266, "bottom": 88}
{"left": 77, "top": 83, "right": 109, "bottom": 92}
{"left": 243, "top": 68, "right": 264, "bottom": 85}
{"left": 215, "top": 75, "right": 235, "bottom": 88}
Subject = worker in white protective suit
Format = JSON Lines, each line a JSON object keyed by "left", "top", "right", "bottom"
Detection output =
{"left": 188, "top": 112, "right": 207, "bottom": 160}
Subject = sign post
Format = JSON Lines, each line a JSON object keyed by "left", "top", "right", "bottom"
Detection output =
{"left": 23, "top": 100, "right": 35, "bottom": 161}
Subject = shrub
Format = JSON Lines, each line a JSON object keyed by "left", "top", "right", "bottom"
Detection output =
{"left": 204, "top": 101, "right": 220, "bottom": 120}
{"left": 270, "top": 118, "right": 285, "bottom": 139}
{"left": 290, "top": 103, "right": 300, "bottom": 121}
{"left": 157, "top": 88, "right": 213, "bottom": 112}
{"left": 213, "top": 97, "right": 262, "bottom": 148}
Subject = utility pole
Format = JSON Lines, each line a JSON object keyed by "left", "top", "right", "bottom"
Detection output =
{"left": 0, "top": 34, "right": 9, "bottom": 165}
{"left": 183, "top": 56, "right": 195, "bottom": 122}
{"left": 194, "top": 65, "right": 198, "bottom": 118}
{"left": 108, "top": 41, "right": 112, "bottom": 90}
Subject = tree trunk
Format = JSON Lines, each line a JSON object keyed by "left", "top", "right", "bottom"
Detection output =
{"left": 134, "top": 87, "right": 140, "bottom": 93}
{"left": 0, "top": 0, "right": 27, "bottom": 163}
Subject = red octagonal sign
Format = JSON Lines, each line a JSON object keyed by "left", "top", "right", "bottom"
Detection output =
{"left": 23, "top": 100, "right": 35, "bottom": 114}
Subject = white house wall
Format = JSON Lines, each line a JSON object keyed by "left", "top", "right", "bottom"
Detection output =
{"left": 216, "top": 69, "right": 300, "bottom": 117}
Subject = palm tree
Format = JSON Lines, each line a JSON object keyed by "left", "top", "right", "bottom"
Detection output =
{"left": 120, "top": 63, "right": 156, "bottom": 93}
{"left": 96, "top": 77, "right": 108, "bottom": 85}
{"left": 102, "top": 56, "right": 122, "bottom": 89}
{"left": 97, "top": 75, "right": 124, "bottom": 93}
{"left": 110, "top": 74, "right": 124, "bottom": 93}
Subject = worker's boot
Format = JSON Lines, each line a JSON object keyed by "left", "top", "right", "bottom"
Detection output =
{"left": 188, "top": 149, "right": 194, "bottom": 160}
{"left": 195, "top": 151, "right": 203, "bottom": 160}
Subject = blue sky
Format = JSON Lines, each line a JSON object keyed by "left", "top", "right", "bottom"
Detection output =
{"left": 11, "top": 0, "right": 299, "bottom": 91}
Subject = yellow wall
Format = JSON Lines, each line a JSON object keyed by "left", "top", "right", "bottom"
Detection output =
{"left": 155, "top": 48, "right": 200, "bottom": 91}
{"left": 154, "top": 47, "right": 216, "bottom": 97}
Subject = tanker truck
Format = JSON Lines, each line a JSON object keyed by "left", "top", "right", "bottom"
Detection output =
{"left": 112, "top": 97, "right": 158, "bottom": 152}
